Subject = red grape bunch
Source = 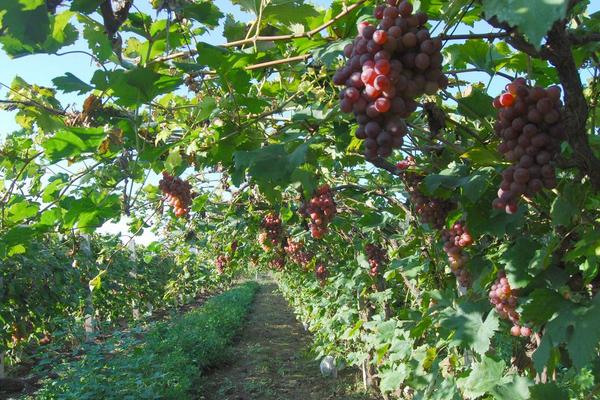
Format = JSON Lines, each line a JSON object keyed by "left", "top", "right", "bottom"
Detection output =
{"left": 402, "top": 172, "right": 453, "bottom": 229}
{"left": 396, "top": 155, "right": 416, "bottom": 170}
{"left": 315, "top": 262, "right": 329, "bottom": 285}
{"left": 365, "top": 243, "right": 388, "bottom": 277}
{"left": 489, "top": 271, "right": 532, "bottom": 337}
{"left": 284, "top": 238, "right": 314, "bottom": 268}
{"left": 441, "top": 222, "right": 473, "bottom": 287}
{"left": 215, "top": 254, "right": 229, "bottom": 275}
{"left": 270, "top": 255, "right": 286, "bottom": 271}
{"left": 491, "top": 79, "right": 565, "bottom": 214}
{"left": 333, "top": 0, "right": 447, "bottom": 159}
{"left": 258, "top": 213, "right": 283, "bottom": 251}
{"left": 159, "top": 172, "right": 193, "bottom": 217}
{"left": 300, "top": 185, "right": 337, "bottom": 239}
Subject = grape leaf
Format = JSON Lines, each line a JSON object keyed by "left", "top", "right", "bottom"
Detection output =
{"left": 499, "top": 239, "right": 541, "bottom": 288}
{"left": 533, "top": 294, "right": 600, "bottom": 371}
{"left": 482, "top": 0, "right": 569, "bottom": 48}
{"left": 379, "top": 364, "right": 408, "bottom": 392}
{"left": 52, "top": 73, "right": 93, "bottom": 95}
{"left": 457, "top": 356, "right": 505, "bottom": 399}
{"left": 529, "top": 383, "right": 568, "bottom": 400}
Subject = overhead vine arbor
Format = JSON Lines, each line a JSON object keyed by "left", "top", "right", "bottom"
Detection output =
{"left": 1, "top": 0, "right": 599, "bottom": 397}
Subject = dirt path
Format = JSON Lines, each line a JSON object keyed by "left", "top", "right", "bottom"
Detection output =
{"left": 195, "top": 282, "right": 378, "bottom": 400}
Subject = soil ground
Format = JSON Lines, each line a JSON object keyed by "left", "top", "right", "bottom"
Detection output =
{"left": 194, "top": 282, "right": 379, "bottom": 400}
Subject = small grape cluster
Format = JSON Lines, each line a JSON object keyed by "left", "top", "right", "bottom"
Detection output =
{"left": 491, "top": 79, "right": 565, "bottom": 214}
{"left": 215, "top": 254, "right": 229, "bottom": 275}
{"left": 333, "top": 0, "right": 447, "bottom": 159}
{"left": 365, "top": 243, "right": 388, "bottom": 277}
{"left": 300, "top": 185, "right": 337, "bottom": 239}
{"left": 258, "top": 213, "right": 283, "bottom": 251}
{"left": 403, "top": 172, "right": 453, "bottom": 229}
{"left": 159, "top": 172, "right": 192, "bottom": 217}
{"left": 284, "top": 238, "right": 314, "bottom": 267}
{"left": 315, "top": 262, "right": 328, "bottom": 285}
{"left": 489, "top": 271, "right": 532, "bottom": 337}
{"left": 396, "top": 155, "right": 416, "bottom": 170}
{"left": 441, "top": 222, "right": 473, "bottom": 287}
{"left": 270, "top": 255, "right": 286, "bottom": 271}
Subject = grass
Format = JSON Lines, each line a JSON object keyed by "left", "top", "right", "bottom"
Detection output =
{"left": 28, "top": 282, "right": 259, "bottom": 400}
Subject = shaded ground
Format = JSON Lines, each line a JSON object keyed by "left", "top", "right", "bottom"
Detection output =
{"left": 195, "top": 282, "right": 378, "bottom": 400}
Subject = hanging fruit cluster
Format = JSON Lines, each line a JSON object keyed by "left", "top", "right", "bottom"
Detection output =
{"left": 284, "top": 238, "right": 313, "bottom": 268}
{"left": 333, "top": 0, "right": 447, "bottom": 159}
{"left": 270, "top": 255, "right": 286, "bottom": 271}
{"left": 300, "top": 185, "right": 337, "bottom": 239}
{"left": 489, "top": 271, "right": 532, "bottom": 337}
{"left": 441, "top": 222, "right": 473, "bottom": 287}
{"left": 258, "top": 213, "right": 283, "bottom": 251}
{"left": 159, "top": 172, "right": 193, "bottom": 217}
{"left": 365, "top": 243, "right": 388, "bottom": 277}
{"left": 215, "top": 254, "right": 229, "bottom": 275}
{"left": 491, "top": 78, "right": 565, "bottom": 214}
{"left": 402, "top": 171, "right": 453, "bottom": 229}
{"left": 315, "top": 262, "right": 328, "bottom": 285}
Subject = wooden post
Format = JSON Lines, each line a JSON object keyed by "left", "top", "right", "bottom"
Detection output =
{"left": 0, "top": 351, "right": 5, "bottom": 379}
{"left": 84, "top": 292, "right": 94, "bottom": 342}
{"left": 128, "top": 238, "right": 141, "bottom": 320}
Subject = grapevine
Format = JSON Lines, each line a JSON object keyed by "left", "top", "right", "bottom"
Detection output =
{"left": 491, "top": 79, "right": 565, "bottom": 214}
{"left": 159, "top": 172, "right": 193, "bottom": 217}
{"left": 365, "top": 243, "right": 388, "bottom": 277}
{"left": 334, "top": 0, "right": 447, "bottom": 159}
{"left": 300, "top": 185, "right": 337, "bottom": 239}
{"left": 441, "top": 222, "right": 473, "bottom": 287}
{"left": 489, "top": 271, "right": 532, "bottom": 337}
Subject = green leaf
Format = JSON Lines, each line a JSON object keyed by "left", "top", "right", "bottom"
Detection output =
{"left": 457, "top": 356, "right": 506, "bottom": 399}
{"left": 529, "top": 383, "right": 568, "bottom": 400}
{"left": 71, "top": 0, "right": 103, "bottom": 13}
{"left": 533, "top": 294, "right": 600, "bottom": 371}
{"left": 181, "top": 1, "right": 223, "bottom": 27}
{"left": 223, "top": 14, "right": 247, "bottom": 42}
{"left": 439, "top": 302, "right": 498, "bottom": 356}
{"left": 52, "top": 72, "right": 93, "bottom": 95}
{"left": 521, "top": 289, "right": 570, "bottom": 325}
{"left": 89, "top": 270, "right": 107, "bottom": 292}
{"left": 550, "top": 195, "right": 576, "bottom": 226}
{"left": 42, "top": 127, "right": 106, "bottom": 162}
{"left": 0, "top": 0, "right": 50, "bottom": 47}
{"left": 379, "top": 364, "right": 408, "bottom": 392}
{"left": 499, "top": 238, "right": 541, "bottom": 288}
{"left": 8, "top": 200, "right": 39, "bottom": 223}
{"left": 456, "top": 86, "right": 496, "bottom": 119}
{"left": 82, "top": 18, "right": 113, "bottom": 62}
{"left": 482, "top": 0, "right": 569, "bottom": 48}
{"left": 491, "top": 375, "right": 531, "bottom": 400}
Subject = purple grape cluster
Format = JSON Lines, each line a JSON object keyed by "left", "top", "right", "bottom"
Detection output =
{"left": 333, "top": 0, "right": 447, "bottom": 159}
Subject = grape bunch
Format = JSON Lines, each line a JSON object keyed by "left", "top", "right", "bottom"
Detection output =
{"left": 215, "top": 254, "right": 229, "bottom": 275}
{"left": 258, "top": 213, "right": 283, "bottom": 251}
{"left": 403, "top": 172, "right": 453, "bottom": 229}
{"left": 315, "top": 262, "right": 328, "bottom": 285}
{"left": 269, "top": 255, "right": 286, "bottom": 271}
{"left": 396, "top": 155, "right": 416, "bottom": 170}
{"left": 300, "top": 185, "right": 337, "bottom": 239}
{"left": 441, "top": 222, "right": 473, "bottom": 287}
{"left": 365, "top": 243, "right": 388, "bottom": 277}
{"left": 489, "top": 271, "right": 532, "bottom": 337}
{"left": 284, "top": 238, "right": 314, "bottom": 267}
{"left": 491, "top": 79, "right": 565, "bottom": 214}
{"left": 333, "top": 0, "right": 447, "bottom": 159}
{"left": 159, "top": 172, "right": 193, "bottom": 217}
